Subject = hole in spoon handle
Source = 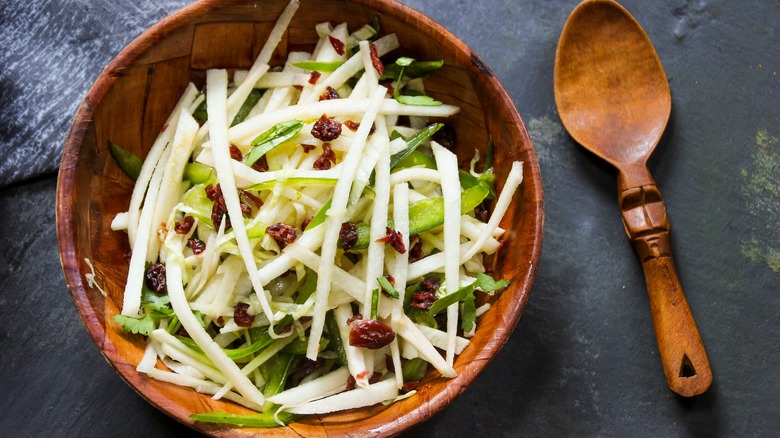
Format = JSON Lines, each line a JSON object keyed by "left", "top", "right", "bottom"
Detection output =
{"left": 618, "top": 182, "right": 713, "bottom": 396}
{"left": 640, "top": 248, "right": 713, "bottom": 397}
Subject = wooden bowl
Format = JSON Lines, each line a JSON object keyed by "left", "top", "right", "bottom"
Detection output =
{"left": 56, "top": 0, "right": 543, "bottom": 436}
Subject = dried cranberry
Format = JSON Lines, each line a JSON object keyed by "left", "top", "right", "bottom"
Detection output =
{"left": 267, "top": 222, "right": 298, "bottom": 248}
{"left": 233, "top": 302, "right": 255, "bottom": 327}
{"left": 290, "top": 358, "right": 325, "bottom": 386}
{"left": 319, "top": 86, "right": 339, "bottom": 101}
{"left": 385, "top": 354, "right": 395, "bottom": 373}
{"left": 329, "top": 35, "right": 345, "bottom": 55}
{"left": 369, "top": 42, "right": 384, "bottom": 75}
{"left": 421, "top": 276, "right": 441, "bottom": 292}
{"left": 344, "top": 120, "right": 360, "bottom": 132}
{"left": 346, "top": 375, "right": 356, "bottom": 391}
{"left": 349, "top": 319, "right": 395, "bottom": 349}
{"left": 145, "top": 263, "right": 167, "bottom": 293}
{"left": 211, "top": 191, "right": 230, "bottom": 231}
{"left": 346, "top": 313, "right": 363, "bottom": 325}
{"left": 187, "top": 237, "right": 206, "bottom": 255}
{"left": 475, "top": 200, "right": 490, "bottom": 222}
{"left": 412, "top": 290, "right": 437, "bottom": 310}
{"left": 301, "top": 143, "right": 317, "bottom": 153}
{"left": 339, "top": 222, "right": 359, "bottom": 251}
{"left": 432, "top": 123, "right": 457, "bottom": 151}
{"left": 409, "top": 236, "right": 424, "bottom": 262}
{"left": 123, "top": 249, "right": 133, "bottom": 263}
{"left": 313, "top": 155, "right": 332, "bottom": 170}
{"left": 401, "top": 381, "right": 420, "bottom": 393}
{"left": 322, "top": 143, "right": 336, "bottom": 162}
{"left": 377, "top": 227, "right": 406, "bottom": 254}
{"left": 251, "top": 155, "right": 269, "bottom": 172}
{"left": 308, "top": 71, "right": 321, "bottom": 84}
{"left": 174, "top": 216, "right": 195, "bottom": 234}
{"left": 204, "top": 184, "right": 220, "bottom": 201}
{"left": 368, "top": 372, "right": 382, "bottom": 384}
{"left": 300, "top": 216, "right": 313, "bottom": 231}
{"left": 229, "top": 144, "right": 243, "bottom": 161}
{"left": 311, "top": 114, "right": 342, "bottom": 141}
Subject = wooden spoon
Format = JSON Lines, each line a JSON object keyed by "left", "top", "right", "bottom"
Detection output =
{"left": 554, "top": 0, "right": 712, "bottom": 397}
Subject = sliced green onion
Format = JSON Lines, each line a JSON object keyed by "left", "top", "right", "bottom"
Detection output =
{"left": 292, "top": 61, "right": 345, "bottom": 72}
{"left": 108, "top": 140, "right": 143, "bottom": 181}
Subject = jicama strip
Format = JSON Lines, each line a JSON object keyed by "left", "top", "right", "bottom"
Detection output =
{"left": 431, "top": 141, "right": 462, "bottom": 366}
{"left": 393, "top": 314, "right": 456, "bottom": 378}
{"left": 416, "top": 324, "right": 470, "bottom": 355}
{"left": 146, "top": 368, "right": 263, "bottom": 411}
{"left": 149, "top": 110, "right": 199, "bottom": 260}
{"left": 213, "top": 335, "right": 297, "bottom": 400}
{"left": 391, "top": 183, "right": 411, "bottom": 306}
{"left": 110, "top": 212, "right": 128, "bottom": 231}
{"left": 362, "top": 120, "right": 391, "bottom": 314}
{"left": 232, "top": 0, "right": 298, "bottom": 119}
{"left": 122, "top": 144, "right": 172, "bottom": 316}
{"left": 229, "top": 98, "right": 459, "bottom": 146}
{"left": 307, "top": 85, "right": 386, "bottom": 360}
{"left": 266, "top": 366, "right": 350, "bottom": 406}
{"left": 282, "top": 244, "right": 365, "bottom": 302}
{"left": 164, "top": 241, "right": 266, "bottom": 406}
{"left": 389, "top": 168, "right": 441, "bottom": 185}
{"left": 207, "top": 69, "right": 275, "bottom": 325}
{"left": 460, "top": 161, "right": 523, "bottom": 261}
{"left": 286, "top": 376, "right": 398, "bottom": 415}
{"left": 127, "top": 84, "right": 198, "bottom": 246}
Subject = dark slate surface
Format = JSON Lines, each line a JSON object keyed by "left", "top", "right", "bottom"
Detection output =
{"left": 1, "top": 0, "right": 778, "bottom": 436}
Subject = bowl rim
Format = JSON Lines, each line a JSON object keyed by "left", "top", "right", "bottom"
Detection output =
{"left": 56, "top": 0, "right": 544, "bottom": 435}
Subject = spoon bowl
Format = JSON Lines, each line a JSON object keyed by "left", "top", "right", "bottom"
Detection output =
{"left": 554, "top": 0, "right": 712, "bottom": 397}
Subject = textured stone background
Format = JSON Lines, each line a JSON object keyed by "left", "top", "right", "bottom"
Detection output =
{"left": 1, "top": 0, "right": 779, "bottom": 436}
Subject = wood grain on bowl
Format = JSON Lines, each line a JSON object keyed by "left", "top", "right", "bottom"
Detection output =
{"left": 56, "top": 0, "right": 543, "bottom": 436}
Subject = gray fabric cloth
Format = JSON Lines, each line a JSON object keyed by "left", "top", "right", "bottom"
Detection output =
{"left": 0, "top": 1, "right": 184, "bottom": 187}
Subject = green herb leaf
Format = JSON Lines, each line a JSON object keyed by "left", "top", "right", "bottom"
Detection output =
{"left": 305, "top": 198, "right": 331, "bottom": 231}
{"left": 108, "top": 140, "right": 143, "bottom": 181}
{"left": 325, "top": 310, "right": 348, "bottom": 366}
{"left": 246, "top": 120, "right": 305, "bottom": 165}
{"left": 377, "top": 276, "right": 399, "bottom": 299}
{"left": 428, "top": 272, "right": 510, "bottom": 315}
{"left": 112, "top": 313, "right": 157, "bottom": 336}
{"left": 370, "top": 288, "right": 380, "bottom": 320}
{"left": 461, "top": 292, "right": 477, "bottom": 332}
{"left": 231, "top": 88, "right": 264, "bottom": 127}
{"left": 474, "top": 271, "right": 510, "bottom": 294}
{"left": 193, "top": 98, "right": 208, "bottom": 123}
{"left": 292, "top": 61, "right": 345, "bottom": 72}
{"left": 390, "top": 123, "right": 443, "bottom": 169}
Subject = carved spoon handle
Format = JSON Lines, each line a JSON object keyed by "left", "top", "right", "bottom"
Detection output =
{"left": 619, "top": 177, "right": 712, "bottom": 397}
{"left": 640, "top": 244, "right": 713, "bottom": 396}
